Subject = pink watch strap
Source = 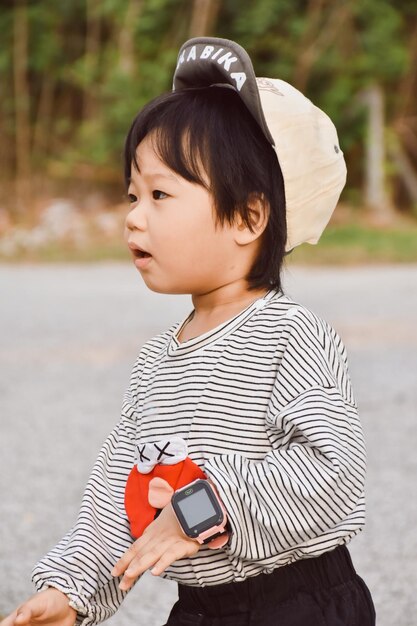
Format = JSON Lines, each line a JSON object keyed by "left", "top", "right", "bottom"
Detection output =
{"left": 205, "top": 531, "right": 230, "bottom": 549}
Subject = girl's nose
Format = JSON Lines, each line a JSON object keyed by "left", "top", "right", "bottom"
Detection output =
{"left": 125, "top": 203, "right": 146, "bottom": 232}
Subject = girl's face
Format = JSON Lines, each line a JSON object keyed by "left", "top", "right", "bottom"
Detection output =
{"left": 125, "top": 134, "right": 243, "bottom": 295}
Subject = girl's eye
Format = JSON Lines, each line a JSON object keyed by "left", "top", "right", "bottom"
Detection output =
{"left": 128, "top": 193, "right": 137, "bottom": 204}
{"left": 153, "top": 190, "right": 168, "bottom": 200}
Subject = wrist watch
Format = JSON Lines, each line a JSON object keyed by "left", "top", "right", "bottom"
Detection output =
{"left": 171, "top": 479, "right": 229, "bottom": 547}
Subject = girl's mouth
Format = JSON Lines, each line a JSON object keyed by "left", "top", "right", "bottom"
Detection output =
{"left": 134, "top": 250, "right": 151, "bottom": 259}
{"left": 128, "top": 243, "right": 153, "bottom": 269}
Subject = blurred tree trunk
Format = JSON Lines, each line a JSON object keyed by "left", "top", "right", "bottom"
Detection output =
{"left": 363, "top": 85, "right": 393, "bottom": 219}
{"left": 189, "top": 0, "right": 220, "bottom": 38}
{"left": 33, "top": 77, "right": 54, "bottom": 176}
{"left": 84, "top": 0, "right": 101, "bottom": 121}
{"left": 390, "top": 142, "right": 417, "bottom": 206}
{"left": 392, "top": 22, "right": 417, "bottom": 207}
{"left": 118, "top": 0, "right": 143, "bottom": 76}
{"left": 293, "top": 0, "right": 351, "bottom": 92}
{"left": 396, "top": 22, "right": 417, "bottom": 123}
{"left": 13, "top": 0, "right": 31, "bottom": 213}
{"left": 0, "top": 101, "right": 9, "bottom": 182}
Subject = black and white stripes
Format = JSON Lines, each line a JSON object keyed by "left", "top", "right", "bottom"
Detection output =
{"left": 32, "top": 289, "right": 366, "bottom": 625}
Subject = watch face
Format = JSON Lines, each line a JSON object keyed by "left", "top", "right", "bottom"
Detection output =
{"left": 173, "top": 480, "right": 223, "bottom": 537}
{"left": 176, "top": 488, "right": 218, "bottom": 527}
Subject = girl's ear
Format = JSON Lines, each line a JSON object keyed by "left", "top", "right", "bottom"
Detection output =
{"left": 233, "top": 194, "right": 270, "bottom": 246}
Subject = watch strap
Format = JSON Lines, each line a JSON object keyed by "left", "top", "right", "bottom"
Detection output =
{"left": 204, "top": 529, "right": 230, "bottom": 549}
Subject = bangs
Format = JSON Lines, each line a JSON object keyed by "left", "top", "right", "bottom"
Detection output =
{"left": 124, "top": 89, "right": 213, "bottom": 192}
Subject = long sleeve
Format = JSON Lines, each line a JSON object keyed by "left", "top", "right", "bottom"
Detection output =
{"left": 31, "top": 352, "right": 146, "bottom": 626}
{"left": 204, "top": 308, "right": 366, "bottom": 563}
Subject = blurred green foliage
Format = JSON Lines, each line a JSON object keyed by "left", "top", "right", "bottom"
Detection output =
{"left": 0, "top": 0, "right": 416, "bottom": 211}
{"left": 289, "top": 221, "right": 417, "bottom": 265}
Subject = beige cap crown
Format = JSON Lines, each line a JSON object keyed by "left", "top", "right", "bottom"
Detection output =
{"left": 173, "top": 38, "right": 347, "bottom": 251}
{"left": 257, "top": 77, "right": 347, "bottom": 250}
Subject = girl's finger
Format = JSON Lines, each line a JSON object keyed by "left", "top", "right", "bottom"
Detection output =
{"left": 0, "top": 611, "right": 19, "bottom": 626}
{"left": 150, "top": 540, "right": 198, "bottom": 577}
{"left": 118, "top": 540, "right": 172, "bottom": 590}
{"left": 112, "top": 524, "right": 159, "bottom": 577}
{"left": 15, "top": 608, "right": 32, "bottom": 625}
{"left": 111, "top": 537, "right": 146, "bottom": 577}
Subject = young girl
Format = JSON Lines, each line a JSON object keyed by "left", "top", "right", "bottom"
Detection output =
{"left": 2, "top": 37, "right": 375, "bottom": 626}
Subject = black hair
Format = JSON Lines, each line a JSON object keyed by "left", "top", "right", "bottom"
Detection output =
{"left": 123, "top": 86, "right": 287, "bottom": 292}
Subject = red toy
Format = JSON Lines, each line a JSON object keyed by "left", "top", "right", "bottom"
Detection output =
{"left": 125, "top": 437, "right": 206, "bottom": 539}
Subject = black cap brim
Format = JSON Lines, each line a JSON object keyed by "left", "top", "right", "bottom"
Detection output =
{"left": 173, "top": 37, "right": 274, "bottom": 146}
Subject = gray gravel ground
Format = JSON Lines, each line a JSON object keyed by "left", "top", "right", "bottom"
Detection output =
{"left": 1, "top": 263, "right": 416, "bottom": 626}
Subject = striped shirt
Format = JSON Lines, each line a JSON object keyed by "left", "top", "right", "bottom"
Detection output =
{"left": 32, "top": 288, "right": 366, "bottom": 625}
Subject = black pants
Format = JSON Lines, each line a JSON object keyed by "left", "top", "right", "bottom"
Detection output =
{"left": 164, "top": 546, "right": 375, "bottom": 625}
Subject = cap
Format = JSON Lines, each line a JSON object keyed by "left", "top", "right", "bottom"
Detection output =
{"left": 173, "top": 37, "right": 347, "bottom": 252}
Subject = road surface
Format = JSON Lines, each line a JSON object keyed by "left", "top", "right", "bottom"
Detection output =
{"left": 1, "top": 263, "right": 416, "bottom": 625}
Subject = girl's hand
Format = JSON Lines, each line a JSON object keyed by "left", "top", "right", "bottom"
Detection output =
{"left": 0, "top": 589, "right": 76, "bottom": 626}
{"left": 112, "top": 502, "right": 200, "bottom": 591}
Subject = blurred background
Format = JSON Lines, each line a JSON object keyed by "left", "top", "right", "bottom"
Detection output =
{"left": 1, "top": 2, "right": 417, "bottom": 626}
{"left": 0, "top": 0, "right": 417, "bottom": 262}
